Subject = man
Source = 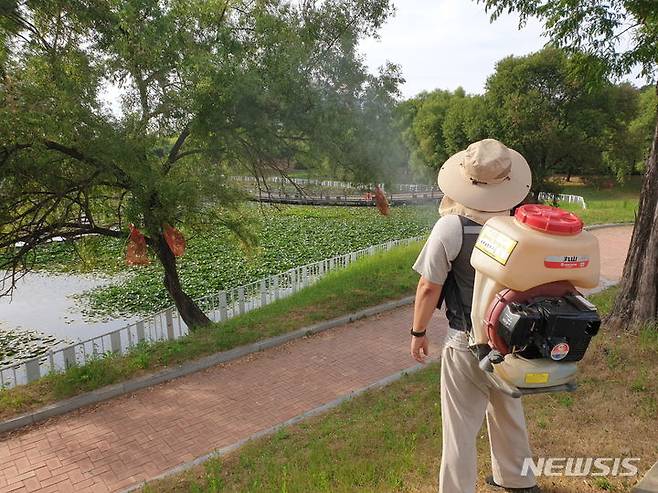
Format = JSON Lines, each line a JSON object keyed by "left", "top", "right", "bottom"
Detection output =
{"left": 409, "top": 139, "right": 540, "bottom": 493}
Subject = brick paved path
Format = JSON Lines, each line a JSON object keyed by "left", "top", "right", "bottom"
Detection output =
{"left": 0, "top": 226, "right": 632, "bottom": 493}
{"left": 594, "top": 226, "right": 632, "bottom": 282}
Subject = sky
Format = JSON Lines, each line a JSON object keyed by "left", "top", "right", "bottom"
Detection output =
{"left": 106, "top": 0, "right": 545, "bottom": 113}
{"left": 358, "top": 0, "right": 548, "bottom": 98}
{"left": 358, "top": 0, "right": 650, "bottom": 99}
{"left": 100, "top": 1, "right": 648, "bottom": 113}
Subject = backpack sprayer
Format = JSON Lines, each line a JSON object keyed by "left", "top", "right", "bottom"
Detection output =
{"left": 469, "top": 204, "right": 601, "bottom": 398}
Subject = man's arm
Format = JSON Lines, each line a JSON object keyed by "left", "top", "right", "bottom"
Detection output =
{"left": 409, "top": 214, "right": 462, "bottom": 362}
{"left": 413, "top": 275, "right": 442, "bottom": 332}
{"left": 410, "top": 275, "right": 442, "bottom": 363}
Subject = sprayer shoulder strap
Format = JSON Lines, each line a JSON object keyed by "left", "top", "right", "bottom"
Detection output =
{"left": 436, "top": 216, "right": 482, "bottom": 330}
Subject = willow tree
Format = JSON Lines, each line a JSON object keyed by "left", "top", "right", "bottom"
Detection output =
{"left": 479, "top": 0, "right": 658, "bottom": 327}
{"left": 0, "top": 0, "right": 402, "bottom": 327}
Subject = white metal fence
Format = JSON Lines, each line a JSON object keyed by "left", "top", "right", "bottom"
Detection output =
{"left": 538, "top": 192, "right": 587, "bottom": 209}
{"left": 229, "top": 175, "right": 440, "bottom": 193}
{"left": 395, "top": 183, "right": 438, "bottom": 193}
{"left": 229, "top": 175, "right": 370, "bottom": 189}
{"left": 0, "top": 235, "right": 425, "bottom": 390}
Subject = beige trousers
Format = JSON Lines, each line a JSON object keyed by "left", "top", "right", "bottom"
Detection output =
{"left": 438, "top": 345, "right": 537, "bottom": 492}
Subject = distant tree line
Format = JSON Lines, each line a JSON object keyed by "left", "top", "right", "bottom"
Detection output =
{"left": 396, "top": 47, "right": 657, "bottom": 195}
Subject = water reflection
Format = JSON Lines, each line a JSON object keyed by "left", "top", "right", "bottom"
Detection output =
{"left": 0, "top": 272, "right": 140, "bottom": 341}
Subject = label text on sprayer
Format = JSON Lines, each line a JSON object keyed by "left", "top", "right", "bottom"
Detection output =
{"left": 544, "top": 255, "right": 590, "bottom": 269}
{"left": 475, "top": 227, "right": 518, "bottom": 266}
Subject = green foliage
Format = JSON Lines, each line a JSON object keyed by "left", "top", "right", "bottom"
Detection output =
{"left": 478, "top": 0, "right": 658, "bottom": 81}
{"left": 397, "top": 88, "right": 478, "bottom": 182}
{"left": 628, "top": 86, "right": 658, "bottom": 172}
{"left": 558, "top": 171, "right": 642, "bottom": 224}
{"left": 484, "top": 48, "right": 636, "bottom": 192}
{"left": 588, "top": 285, "right": 619, "bottom": 317}
{"left": 50, "top": 351, "right": 132, "bottom": 398}
{"left": 561, "top": 198, "right": 638, "bottom": 225}
{"left": 410, "top": 90, "right": 459, "bottom": 170}
{"left": 594, "top": 477, "right": 615, "bottom": 491}
{"left": 630, "top": 368, "right": 648, "bottom": 392}
{"left": 0, "top": 0, "right": 401, "bottom": 322}
{"left": 397, "top": 48, "right": 644, "bottom": 192}
{"left": 554, "top": 394, "right": 574, "bottom": 408}
{"left": 442, "top": 94, "right": 490, "bottom": 156}
{"left": 33, "top": 205, "right": 437, "bottom": 316}
{"left": 600, "top": 84, "right": 646, "bottom": 180}
{"left": 604, "top": 346, "right": 623, "bottom": 370}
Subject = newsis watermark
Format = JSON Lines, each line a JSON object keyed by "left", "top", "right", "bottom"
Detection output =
{"left": 521, "top": 457, "right": 640, "bottom": 477}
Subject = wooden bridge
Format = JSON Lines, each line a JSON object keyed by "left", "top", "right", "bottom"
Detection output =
{"left": 248, "top": 190, "right": 444, "bottom": 206}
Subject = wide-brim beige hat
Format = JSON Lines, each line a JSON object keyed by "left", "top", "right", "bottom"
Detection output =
{"left": 437, "top": 139, "right": 532, "bottom": 212}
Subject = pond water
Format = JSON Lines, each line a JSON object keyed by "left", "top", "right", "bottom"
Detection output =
{"left": 0, "top": 272, "right": 140, "bottom": 343}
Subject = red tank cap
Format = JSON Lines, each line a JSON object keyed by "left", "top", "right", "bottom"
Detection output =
{"left": 514, "top": 204, "right": 583, "bottom": 235}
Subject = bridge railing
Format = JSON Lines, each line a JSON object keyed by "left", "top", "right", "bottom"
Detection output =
{"left": 229, "top": 176, "right": 441, "bottom": 193}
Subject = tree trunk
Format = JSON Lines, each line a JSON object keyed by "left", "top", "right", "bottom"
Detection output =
{"left": 155, "top": 234, "right": 212, "bottom": 329}
{"left": 609, "top": 89, "right": 658, "bottom": 328}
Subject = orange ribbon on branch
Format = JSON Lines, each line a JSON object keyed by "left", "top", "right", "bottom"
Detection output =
{"left": 164, "top": 224, "right": 186, "bottom": 257}
{"left": 126, "top": 224, "right": 150, "bottom": 265}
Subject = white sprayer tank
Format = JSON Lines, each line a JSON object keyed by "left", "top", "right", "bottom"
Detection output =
{"left": 470, "top": 205, "right": 600, "bottom": 388}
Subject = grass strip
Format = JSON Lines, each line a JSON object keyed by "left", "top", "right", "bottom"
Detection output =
{"left": 556, "top": 178, "right": 641, "bottom": 225}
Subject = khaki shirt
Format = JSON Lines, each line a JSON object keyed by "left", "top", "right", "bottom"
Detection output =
{"left": 412, "top": 215, "right": 470, "bottom": 350}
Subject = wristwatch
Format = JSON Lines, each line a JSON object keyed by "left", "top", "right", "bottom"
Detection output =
{"left": 410, "top": 328, "right": 427, "bottom": 337}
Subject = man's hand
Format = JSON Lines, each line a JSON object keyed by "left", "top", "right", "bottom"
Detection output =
{"left": 410, "top": 335, "right": 429, "bottom": 363}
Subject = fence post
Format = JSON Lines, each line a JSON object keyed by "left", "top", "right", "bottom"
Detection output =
{"left": 90, "top": 337, "right": 99, "bottom": 358}
{"left": 63, "top": 346, "right": 76, "bottom": 368}
{"left": 238, "top": 286, "right": 245, "bottom": 315}
{"left": 260, "top": 280, "right": 267, "bottom": 307}
{"left": 165, "top": 308, "right": 175, "bottom": 340}
{"left": 302, "top": 265, "right": 308, "bottom": 288}
{"left": 274, "top": 275, "right": 280, "bottom": 301}
{"left": 25, "top": 358, "right": 40, "bottom": 383}
{"left": 48, "top": 350, "right": 55, "bottom": 374}
{"left": 219, "top": 291, "right": 228, "bottom": 321}
{"left": 110, "top": 331, "right": 122, "bottom": 353}
{"left": 136, "top": 321, "right": 145, "bottom": 343}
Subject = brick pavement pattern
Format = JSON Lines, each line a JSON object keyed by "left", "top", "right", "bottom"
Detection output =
{"left": 0, "top": 226, "right": 632, "bottom": 492}
{"left": 593, "top": 226, "right": 632, "bottom": 282}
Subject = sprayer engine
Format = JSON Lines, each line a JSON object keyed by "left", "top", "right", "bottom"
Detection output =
{"left": 497, "top": 295, "right": 601, "bottom": 362}
{"left": 469, "top": 204, "right": 602, "bottom": 396}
